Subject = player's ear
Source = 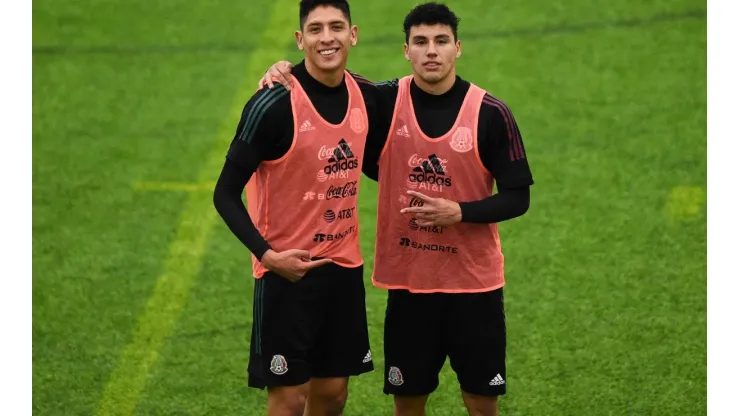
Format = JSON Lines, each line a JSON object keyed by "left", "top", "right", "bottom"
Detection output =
{"left": 295, "top": 30, "right": 304, "bottom": 51}
{"left": 404, "top": 43, "right": 410, "bottom": 61}
{"left": 350, "top": 25, "right": 358, "bottom": 46}
{"left": 456, "top": 40, "right": 462, "bottom": 58}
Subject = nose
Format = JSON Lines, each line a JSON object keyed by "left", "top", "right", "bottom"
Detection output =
{"left": 425, "top": 43, "right": 438, "bottom": 57}
{"left": 320, "top": 27, "right": 334, "bottom": 43}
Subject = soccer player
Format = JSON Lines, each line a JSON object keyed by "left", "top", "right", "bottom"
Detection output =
{"left": 258, "top": 2, "right": 533, "bottom": 415}
{"left": 212, "top": 1, "right": 387, "bottom": 415}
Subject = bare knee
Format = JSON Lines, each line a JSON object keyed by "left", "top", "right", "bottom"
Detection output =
{"left": 320, "top": 386, "right": 348, "bottom": 415}
{"left": 306, "top": 378, "right": 349, "bottom": 416}
{"left": 268, "top": 384, "right": 309, "bottom": 416}
{"left": 461, "top": 391, "right": 499, "bottom": 416}
{"left": 394, "top": 395, "right": 429, "bottom": 416}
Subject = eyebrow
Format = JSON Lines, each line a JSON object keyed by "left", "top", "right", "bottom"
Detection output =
{"left": 412, "top": 34, "right": 451, "bottom": 41}
{"left": 307, "top": 20, "right": 347, "bottom": 27}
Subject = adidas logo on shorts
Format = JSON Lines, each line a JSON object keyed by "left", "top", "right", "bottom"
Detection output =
{"left": 362, "top": 350, "right": 372, "bottom": 363}
{"left": 489, "top": 374, "right": 505, "bottom": 386}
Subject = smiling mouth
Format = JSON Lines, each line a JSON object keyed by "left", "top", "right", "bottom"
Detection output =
{"left": 319, "top": 48, "right": 339, "bottom": 57}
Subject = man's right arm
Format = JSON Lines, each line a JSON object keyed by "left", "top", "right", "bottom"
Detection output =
{"left": 213, "top": 158, "right": 271, "bottom": 258}
{"left": 213, "top": 86, "right": 290, "bottom": 261}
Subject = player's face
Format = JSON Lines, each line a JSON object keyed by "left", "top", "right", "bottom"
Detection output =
{"left": 404, "top": 24, "right": 461, "bottom": 85}
{"left": 296, "top": 6, "right": 358, "bottom": 73}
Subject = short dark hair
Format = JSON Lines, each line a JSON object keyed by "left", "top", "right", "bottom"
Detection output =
{"left": 403, "top": 2, "right": 460, "bottom": 43}
{"left": 299, "top": 0, "right": 352, "bottom": 29}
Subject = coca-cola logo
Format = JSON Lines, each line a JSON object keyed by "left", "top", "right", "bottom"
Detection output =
{"left": 326, "top": 181, "right": 358, "bottom": 200}
{"left": 408, "top": 153, "right": 447, "bottom": 168}
{"left": 409, "top": 197, "right": 425, "bottom": 207}
{"left": 318, "top": 142, "right": 353, "bottom": 160}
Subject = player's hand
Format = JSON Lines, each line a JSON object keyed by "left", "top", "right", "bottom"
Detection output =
{"left": 258, "top": 61, "right": 294, "bottom": 90}
{"left": 400, "top": 191, "right": 463, "bottom": 227}
{"left": 261, "top": 249, "right": 332, "bottom": 282}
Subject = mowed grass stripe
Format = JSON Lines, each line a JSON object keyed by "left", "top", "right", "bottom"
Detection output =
{"left": 94, "top": 2, "right": 296, "bottom": 415}
{"left": 133, "top": 181, "right": 216, "bottom": 192}
{"left": 665, "top": 186, "right": 705, "bottom": 221}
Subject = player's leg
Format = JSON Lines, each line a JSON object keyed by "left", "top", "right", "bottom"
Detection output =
{"left": 384, "top": 289, "right": 447, "bottom": 416}
{"left": 447, "top": 288, "right": 506, "bottom": 416}
{"left": 305, "top": 377, "right": 349, "bottom": 416}
{"left": 393, "top": 395, "right": 431, "bottom": 416}
{"left": 266, "top": 384, "right": 311, "bottom": 416}
{"left": 460, "top": 392, "right": 499, "bottom": 416}
{"left": 306, "top": 263, "right": 371, "bottom": 416}
{"left": 247, "top": 270, "right": 327, "bottom": 416}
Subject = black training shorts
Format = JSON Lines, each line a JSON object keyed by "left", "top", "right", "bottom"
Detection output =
{"left": 247, "top": 263, "right": 373, "bottom": 389}
{"left": 383, "top": 287, "right": 507, "bottom": 397}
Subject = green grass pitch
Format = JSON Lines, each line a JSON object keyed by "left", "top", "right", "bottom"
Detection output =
{"left": 33, "top": 0, "right": 706, "bottom": 414}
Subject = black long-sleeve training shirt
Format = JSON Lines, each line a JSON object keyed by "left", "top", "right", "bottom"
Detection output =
{"left": 214, "top": 61, "right": 533, "bottom": 260}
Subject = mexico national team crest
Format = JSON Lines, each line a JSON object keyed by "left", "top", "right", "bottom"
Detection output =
{"left": 388, "top": 366, "right": 404, "bottom": 386}
{"left": 350, "top": 108, "right": 365, "bottom": 134}
{"left": 270, "top": 354, "right": 288, "bottom": 375}
{"left": 450, "top": 127, "right": 473, "bottom": 153}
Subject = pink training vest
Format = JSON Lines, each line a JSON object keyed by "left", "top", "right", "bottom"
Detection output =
{"left": 246, "top": 72, "right": 368, "bottom": 278}
{"left": 372, "top": 75, "right": 505, "bottom": 293}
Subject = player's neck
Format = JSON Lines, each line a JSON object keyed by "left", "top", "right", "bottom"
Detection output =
{"left": 413, "top": 71, "right": 457, "bottom": 95}
{"left": 305, "top": 59, "right": 345, "bottom": 88}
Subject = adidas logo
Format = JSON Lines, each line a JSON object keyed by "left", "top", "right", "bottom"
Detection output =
{"left": 489, "top": 374, "right": 505, "bottom": 386}
{"left": 328, "top": 138, "right": 355, "bottom": 162}
{"left": 362, "top": 350, "right": 372, "bottom": 363}
{"left": 299, "top": 120, "right": 315, "bottom": 132}
{"left": 324, "top": 139, "right": 359, "bottom": 174}
{"left": 409, "top": 154, "right": 452, "bottom": 187}
{"left": 396, "top": 125, "right": 410, "bottom": 137}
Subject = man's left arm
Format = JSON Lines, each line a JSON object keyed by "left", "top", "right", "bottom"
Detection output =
{"left": 457, "top": 98, "right": 534, "bottom": 223}
{"left": 353, "top": 74, "right": 393, "bottom": 182}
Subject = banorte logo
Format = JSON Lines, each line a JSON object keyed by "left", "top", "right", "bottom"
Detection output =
{"left": 399, "top": 237, "right": 458, "bottom": 254}
{"left": 313, "top": 225, "right": 357, "bottom": 242}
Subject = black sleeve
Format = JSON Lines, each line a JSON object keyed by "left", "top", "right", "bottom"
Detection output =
{"left": 479, "top": 96, "right": 534, "bottom": 189}
{"left": 226, "top": 84, "right": 292, "bottom": 167}
{"left": 361, "top": 79, "right": 399, "bottom": 181}
{"left": 352, "top": 74, "right": 394, "bottom": 182}
{"left": 214, "top": 86, "right": 291, "bottom": 260}
{"left": 458, "top": 96, "right": 534, "bottom": 224}
{"left": 459, "top": 187, "right": 530, "bottom": 224}
{"left": 213, "top": 158, "right": 272, "bottom": 260}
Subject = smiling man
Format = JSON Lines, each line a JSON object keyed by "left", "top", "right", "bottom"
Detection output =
{"left": 370, "top": 5, "right": 533, "bottom": 416}
{"left": 212, "top": 1, "right": 388, "bottom": 415}
{"left": 258, "top": 2, "right": 534, "bottom": 415}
